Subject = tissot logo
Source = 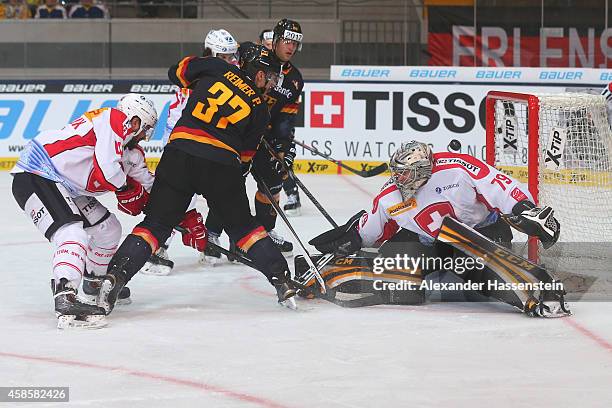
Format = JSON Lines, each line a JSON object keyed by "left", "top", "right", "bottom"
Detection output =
{"left": 310, "top": 92, "right": 344, "bottom": 128}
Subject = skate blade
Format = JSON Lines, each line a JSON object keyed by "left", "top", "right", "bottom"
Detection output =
{"left": 279, "top": 296, "right": 298, "bottom": 310}
{"left": 57, "top": 315, "right": 107, "bottom": 330}
{"left": 116, "top": 297, "right": 132, "bottom": 306}
{"left": 281, "top": 250, "right": 294, "bottom": 258}
{"left": 198, "top": 253, "right": 221, "bottom": 267}
{"left": 285, "top": 208, "right": 301, "bottom": 217}
{"left": 140, "top": 262, "right": 172, "bottom": 276}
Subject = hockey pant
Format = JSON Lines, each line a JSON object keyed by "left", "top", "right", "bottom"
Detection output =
{"left": 12, "top": 172, "right": 122, "bottom": 287}
{"left": 205, "top": 146, "right": 284, "bottom": 235}
{"left": 109, "top": 146, "right": 289, "bottom": 284}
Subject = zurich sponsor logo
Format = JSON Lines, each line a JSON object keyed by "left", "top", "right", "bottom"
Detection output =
{"left": 435, "top": 183, "right": 459, "bottom": 194}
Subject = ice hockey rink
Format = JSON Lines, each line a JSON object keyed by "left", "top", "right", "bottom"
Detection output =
{"left": 1, "top": 171, "right": 611, "bottom": 408}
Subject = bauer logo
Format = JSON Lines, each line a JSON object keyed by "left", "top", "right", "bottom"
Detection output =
{"left": 539, "top": 71, "right": 583, "bottom": 81}
{"left": 310, "top": 91, "right": 344, "bottom": 128}
{"left": 340, "top": 69, "right": 390, "bottom": 78}
{"left": 544, "top": 127, "right": 567, "bottom": 170}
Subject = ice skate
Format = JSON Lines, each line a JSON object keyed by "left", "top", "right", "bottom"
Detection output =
{"left": 53, "top": 278, "right": 107, "bottom": 329}
{"left": 198, "top": 233, "right": 222, "bottom": 266}
{"left": 269, "top": 229, "right": 293, "bottom": 257}
{"left": 270, "top": 271, "right": 297, "bottom": 310}
{"left": 140, "top": 245, "right": 174, "bottom": 276}
{"left": 81, "top": 271, "right": 132, "bottom": 305}
{"left": 283, "top": 192, "right": 301, "bottom": 216}
{"left": 97, "top": 269, "right": 128, "bottom": 315}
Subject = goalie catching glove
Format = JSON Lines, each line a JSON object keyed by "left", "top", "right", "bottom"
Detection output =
{"left": 504, "top": 200, "right": 560, "bottom": 249}
{"left": 179, "top": 209, "right": 208, "bottom": 252}
{"left": 116, "top": 177, "right": 149, "bottom": 216}
{"left": 309, "top": 210, "right": 365, "bottom": 256}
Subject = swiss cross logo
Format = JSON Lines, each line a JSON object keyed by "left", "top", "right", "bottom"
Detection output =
{"left": 310, "top": 91, "right": 344, "bottom": 128}
{"left": 414, "top": 202, "right": 456, "bottom": 237}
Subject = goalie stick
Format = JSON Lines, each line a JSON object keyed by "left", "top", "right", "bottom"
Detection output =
{"left": 294, "top": 140, "right": 388, "bottom": 177}
{"left": 255, "top": 176, "right": 328, "bottom": 293}
{"left": 261, "top": 138, "right": 338, "bottom": 228}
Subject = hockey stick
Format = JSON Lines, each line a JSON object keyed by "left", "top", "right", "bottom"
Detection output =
{"left": 255, "top": 176, "right": 328, "bottom": 293}
{"left": 294, "top": 140, "right": 388, "bottom": 177}
{"left": 261, "top": 139, "right": 338, "bottom": 228}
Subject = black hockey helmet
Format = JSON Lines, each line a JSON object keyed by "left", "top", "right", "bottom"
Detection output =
{"left": 272, "top": 18, "right": 303, "bottom": 51}
{"left": 239, "top": 43, "right": 282, "bottom": 90}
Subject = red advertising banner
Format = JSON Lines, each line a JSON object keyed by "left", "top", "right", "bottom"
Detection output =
{"left": 428, "top": 6, "right": 612, "bottom": 67}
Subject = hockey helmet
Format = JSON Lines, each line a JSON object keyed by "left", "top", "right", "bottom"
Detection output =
{"left": 272, "top": 19, "right": 303, "bottom": 51}
{"left": 239, "top": 44, "right": 282, "bottom": 91}
{"left": 389, "top": 141, "right": 434, "bottom": 200}
{"left": 116, "top": 93, "right": 158, "bottom": 143}
{"left": 204, "top": 29, "right": 239, "bottom": 64}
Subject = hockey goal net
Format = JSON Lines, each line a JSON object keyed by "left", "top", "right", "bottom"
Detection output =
{"left": 486, "top": 91, "right": 612, "bottom": 267}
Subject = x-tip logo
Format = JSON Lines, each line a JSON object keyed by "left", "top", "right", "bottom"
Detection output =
{"left": 310, "top": 91, "right": 344, "bottom": 128}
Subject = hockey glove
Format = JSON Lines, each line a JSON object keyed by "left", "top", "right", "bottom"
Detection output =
{"left": 178, "top": 209, "right": 208, "bottom": 252}
{"left": 309, "top": 210, "right": 365, "bottom": 256}
{"left": 504, "top": 201, "right": 560, "bottom": 249}
{"left": 271, "top": 141, "right": 296, "bottom": 174}
{"left": 115, "top": 177, "right": 149, "bottom": 216}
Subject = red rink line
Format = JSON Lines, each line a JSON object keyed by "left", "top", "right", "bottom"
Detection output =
{"left": 563, "top": 318, "right": 612, "bottom": 353}
{"left": 0, "top": 351, "right": 292, "bottom": 408}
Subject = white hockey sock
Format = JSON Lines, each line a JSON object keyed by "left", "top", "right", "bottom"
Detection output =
{"left": 51, "top": 223, "right": 88, "bottom": 287}
{"left": 85, "top": 214, "right": 122, "bottom": 277}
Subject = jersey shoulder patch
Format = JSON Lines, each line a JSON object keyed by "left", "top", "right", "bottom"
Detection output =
{"left": 432, "top": 152, "right": 490, "bottom": 180}
{"left": 386, "top": 197, "right": 417, "bottom": 217}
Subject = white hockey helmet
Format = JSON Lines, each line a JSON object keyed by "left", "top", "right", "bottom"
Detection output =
{"left": 116, "top": 93, "right": 158, "bottom": 142}
{"left": 389, "top": 141, "right": 434, "bottom": 200}
{"left": 204, "top": 29, "right": 239, "bottom": 61}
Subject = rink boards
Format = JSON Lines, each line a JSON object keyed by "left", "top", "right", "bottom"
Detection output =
{"left": 0, "top": 80, "right": 593, "bottom": 174}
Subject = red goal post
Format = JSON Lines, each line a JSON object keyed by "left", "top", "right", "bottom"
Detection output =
{"left": 485, "top": 89, "right": 612, "bottom": 262}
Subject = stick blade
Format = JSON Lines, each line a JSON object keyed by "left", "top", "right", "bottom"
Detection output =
{"left": 363, "top": 163, "right": 388, "bottom": 177}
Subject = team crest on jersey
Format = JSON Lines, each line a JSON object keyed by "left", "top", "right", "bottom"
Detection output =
{"left": 387, "top": 198, "right": 417, "bottom": 216}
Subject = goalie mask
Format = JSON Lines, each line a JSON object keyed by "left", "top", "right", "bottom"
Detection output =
{"left": 389, "top": 141, "right": 434, "bottom": 200}
{"left": 116, "top": 93, "right": 158, "bottom": 144}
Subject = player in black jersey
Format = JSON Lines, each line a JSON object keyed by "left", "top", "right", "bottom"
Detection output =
{"left": 96, "top": 45, "right": 297, "bottom": 314}
{"left": 271, "top": 19, "right": 305, "bottom": 217}
{"left": 202, "top": 20, "right": 305, "bottom": 262}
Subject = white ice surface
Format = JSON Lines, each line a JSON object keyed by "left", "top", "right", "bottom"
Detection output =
{"left": 0, "top": 172, "right": 611, "bottom": 408}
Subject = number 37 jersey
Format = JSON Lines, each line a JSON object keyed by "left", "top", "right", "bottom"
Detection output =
{"left": 358, "top": 152, "right": 534, "bottom": 247}
{"left": 167, "top": 57, "right": 269, "bottom": 167}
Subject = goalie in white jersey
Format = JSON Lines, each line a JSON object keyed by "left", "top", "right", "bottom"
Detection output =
{"left": 299, "top": 141, "right": 566, "bottom": 317}
{"left": 11, "top": 93, "right": 158, "bottom": 328}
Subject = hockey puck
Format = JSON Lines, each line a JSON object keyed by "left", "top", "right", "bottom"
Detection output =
{"left": 448, "top": 139, "right": 462, "bottom": 152}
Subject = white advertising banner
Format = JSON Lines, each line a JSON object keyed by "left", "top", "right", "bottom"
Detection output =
{"left": 0, "top": 81, "right": 578, "bottom": 173}
{"left": 330, "top": 65, "right": 612, "bottom": 84}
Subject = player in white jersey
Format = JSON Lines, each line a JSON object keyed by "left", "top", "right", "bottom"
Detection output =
{"left": 140, "top": 29, "right": 240, "bottom": 276}
{"left": 299, "top": 141, "right": 565, "bottom": 316}
{"left": 11, "top": 94, "right": 158, "bottom": 329}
